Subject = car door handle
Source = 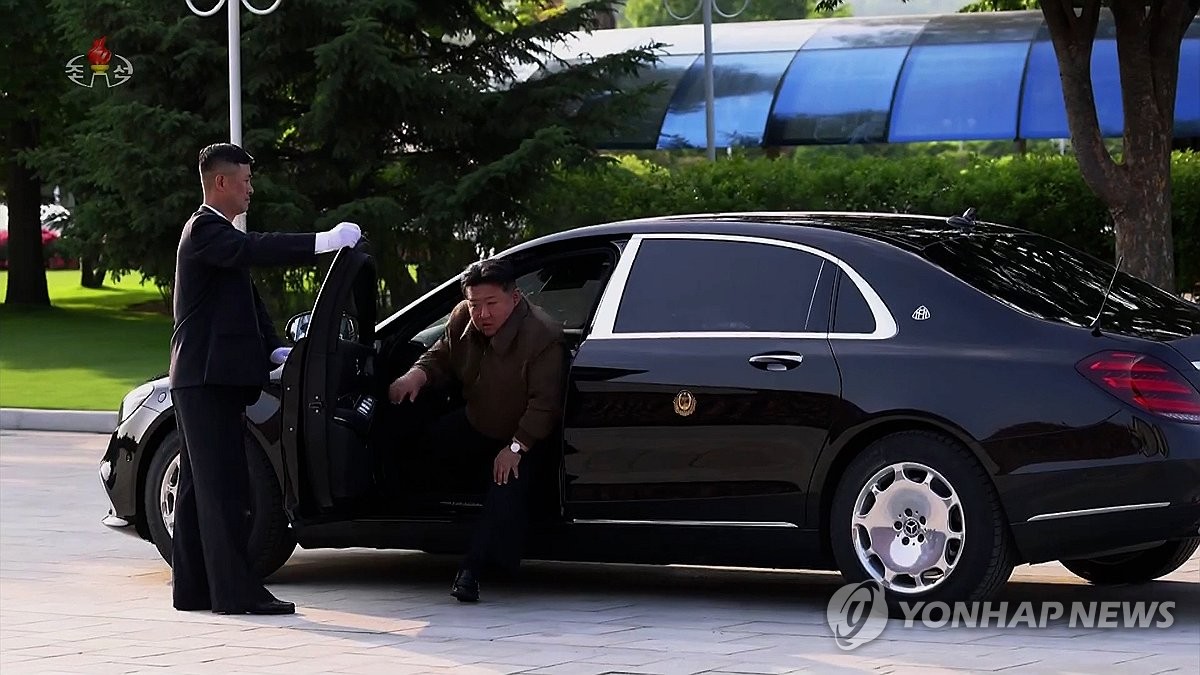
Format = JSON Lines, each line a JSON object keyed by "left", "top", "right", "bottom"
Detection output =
{"left": 748, "top": 353, "right": 804, "bottom": 371}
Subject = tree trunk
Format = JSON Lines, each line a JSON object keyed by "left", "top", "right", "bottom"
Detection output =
{"left": 1041, "top": 0, "right": 1196, "bottom": 292}
{"left": 4, "top": 118, "right": 50, "bottom": 306}
{"left": 80, "top": 258, "right": 106, "bottom": 288}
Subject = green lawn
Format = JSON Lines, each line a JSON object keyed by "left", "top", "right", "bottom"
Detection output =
{"left": 0, "top": 270, "right": 172, "bottom": 411}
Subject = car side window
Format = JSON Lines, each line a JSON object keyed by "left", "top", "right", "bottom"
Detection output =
{"left": 833, "top": 272, "right": 876, "bottom": 334}
{"left": 409, "top": 250, "right": 613, "bottom": 347}
{"left": 612, "top": 238, "right": 827, "bottom": 333}
{"left": 516, "top": 251, "right": 613, "bottom": 330}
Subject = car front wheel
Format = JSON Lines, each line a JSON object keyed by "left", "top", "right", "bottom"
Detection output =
{"left": 830, "top": 431, "right": 1016, "bottom": 616}
{"left": 143, "top": 428, "right": 296, "bottom": 579}
{"left": 1061, "top": 538, "right": 1200, "bottom": 585}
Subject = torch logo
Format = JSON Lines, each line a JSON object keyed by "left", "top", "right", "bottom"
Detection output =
{"left": 66, "top": 36, "right": 133, "bottom": 88}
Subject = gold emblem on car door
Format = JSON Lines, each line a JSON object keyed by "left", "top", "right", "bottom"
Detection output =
{"left": 673, "top": 390, "right": 696, "bottom": 417}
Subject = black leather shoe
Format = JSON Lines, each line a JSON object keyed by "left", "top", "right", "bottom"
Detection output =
{"left": 215, "top": 599, "right": 295, "bottom": 615}
{"left": 450, "top": 569, "right": 479, "bottom": 602}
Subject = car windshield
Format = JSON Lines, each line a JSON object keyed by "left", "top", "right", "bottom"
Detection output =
{"left": 922, "top": 231, "right": 1200, "bottom": 341}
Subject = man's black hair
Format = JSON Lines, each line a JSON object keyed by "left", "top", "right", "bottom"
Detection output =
{"left": 198, "top": 143, "right": 254, "bottom": 174}
{"left": 461, "top": 258, "right": 516, "bottom": 292}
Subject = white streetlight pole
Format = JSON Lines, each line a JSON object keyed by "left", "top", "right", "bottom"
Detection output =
{"left": 663, "top": 0, "right": 749, "bottom": 161}
{"left": 185, "top": 0, "right": 283, "bottom": 231}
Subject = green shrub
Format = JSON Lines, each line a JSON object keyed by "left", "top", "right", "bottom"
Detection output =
{"left": 526, "top": 151, "right": 1199, "bottom": 291}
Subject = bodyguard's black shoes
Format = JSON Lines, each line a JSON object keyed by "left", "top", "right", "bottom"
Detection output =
{"left": 216, "top": 599, "right": 296, "bottom": 615}
{"left": 450, "top": 569, "right": 480, "bottom": 602}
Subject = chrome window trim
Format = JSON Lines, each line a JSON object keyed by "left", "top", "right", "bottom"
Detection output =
{"left": 1026, "top": 501, "right": 1170, "bottom": 523}
{"left": 587, "top": 233, "right": 897, "bottom": 341}
{"left": 572, "top": 519, "right": 798, "bottom": 528}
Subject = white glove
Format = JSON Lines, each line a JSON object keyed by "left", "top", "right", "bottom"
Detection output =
{"left": 314, "top": 222, "right": 361, "bottom": 253}
{"left": 270, "top": 347, "right": 292, "bottom": 365}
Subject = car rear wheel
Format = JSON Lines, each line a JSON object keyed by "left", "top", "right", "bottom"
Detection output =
{"left": 143, "top": 429, "right": 296, "bottom": 579}
{"left": 1061, "top": 538, "right": 1200, "bottom": 585}
{"left": 830, "top": 431, "right": 1015, "bottom": 615}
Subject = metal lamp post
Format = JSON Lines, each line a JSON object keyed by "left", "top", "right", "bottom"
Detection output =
{"left": 185, "top": 0, "right": 283, "bottom": 231}
{"left": 663, "top": 0, "right": 748, "bottom": 161}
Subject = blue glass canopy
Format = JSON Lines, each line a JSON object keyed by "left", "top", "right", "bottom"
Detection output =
{"left": 551, "top": 10, "right": 1200, "bottom": 149}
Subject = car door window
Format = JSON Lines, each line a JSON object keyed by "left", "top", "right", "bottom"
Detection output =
{"left": 408, "top": 250, "right": 613, "bottom": 348}
{"left": 833, "top": 272, "right": 876, "bottom": 334}
{"left": 517, "top": 251, "right": 612, "bottom": 330}
{"left": 612, "top": 238, "right": 827, "bottom": 333}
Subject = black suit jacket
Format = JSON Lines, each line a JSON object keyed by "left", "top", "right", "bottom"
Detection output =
{"left": 169, "top": 205, "right": 318, "bottom": 389}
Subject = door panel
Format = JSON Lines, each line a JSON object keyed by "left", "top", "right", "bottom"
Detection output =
{"left": 563, "top": 336, "right": 840, "bottom": 523}
{"left": 280, "top": 245, "right": 378, "bottom": 517}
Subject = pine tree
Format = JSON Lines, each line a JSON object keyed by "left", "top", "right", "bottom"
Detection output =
{"left": 34, "top": 0, "right": 659, "bottom": 309}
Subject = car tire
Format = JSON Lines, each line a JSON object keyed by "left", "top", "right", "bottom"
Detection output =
{"left": 1061, "top": 538, "right": 1200, "bottom": 585}
{"left": 829, "top": 430, "right": 1015, "bottom": 616}
{"left": 143, "top": 428, "right": 296, "bottom": 579}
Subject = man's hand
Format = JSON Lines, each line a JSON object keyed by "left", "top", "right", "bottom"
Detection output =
{"left": 493, "top": 449, "right": 521, "bottom": 485}
{"left": 314, "top": 221, "right": 362, "bottom": 254}
{"left": 388, "top": 368, "right": 428, "bottom": 404}
{"left": 269, "top": 347, "right": 291, "bottom": 365}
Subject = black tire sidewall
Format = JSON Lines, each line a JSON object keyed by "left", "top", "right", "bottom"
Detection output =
{"left": 142, "top": 427, "right": 295, "bottom": 578}
{"left": 830, "top": 431, "right": 1013, "bottom": 609}
{"left": 143, "top": 429, "right": 182, "bottom": 567}
{"left": 1062, "top": 537, "right": 1200, "bottom": 585}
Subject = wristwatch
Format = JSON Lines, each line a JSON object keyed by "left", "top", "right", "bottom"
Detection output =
{"left": 509, "top": 441, "right": 524, "bottom": 454}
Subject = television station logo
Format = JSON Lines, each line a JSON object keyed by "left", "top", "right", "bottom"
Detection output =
{"left": 65, "top": 36, "right": 133, "bottom": 88}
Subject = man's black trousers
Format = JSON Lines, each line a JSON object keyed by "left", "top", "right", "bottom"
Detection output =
{"left": 170, "top": 385, "right": 271, "bottom": 612}
{"left": 415, "top": 407, "right": 536, "bottom": 579}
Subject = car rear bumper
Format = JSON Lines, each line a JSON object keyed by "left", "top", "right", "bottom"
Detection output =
{"left": 993, "top": 416, "right": 1200, "bottom": 564}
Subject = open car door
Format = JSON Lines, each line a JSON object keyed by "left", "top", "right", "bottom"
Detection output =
{"left": 280, "top": 242, "right": 378, "bottom": 519}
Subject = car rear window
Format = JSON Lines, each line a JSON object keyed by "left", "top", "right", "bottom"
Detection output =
{"left": 921, "top": 232, "right": 1200, "bottom": 340}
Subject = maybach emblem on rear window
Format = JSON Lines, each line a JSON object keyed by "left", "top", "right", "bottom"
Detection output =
{"left": 912, "top": 306, "right": 931, "bottom": 321}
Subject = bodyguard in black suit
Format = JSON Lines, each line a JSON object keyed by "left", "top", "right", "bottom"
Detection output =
{"left": 169, "top": 143, "right": 361, "bottom": 615}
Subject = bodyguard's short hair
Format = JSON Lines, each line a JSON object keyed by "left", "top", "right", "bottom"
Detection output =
{"left": 198, "top": 143, "right": 253, "bottom": 175}
{"left": 461, "top": 258, "right": 516, "bottom": 292}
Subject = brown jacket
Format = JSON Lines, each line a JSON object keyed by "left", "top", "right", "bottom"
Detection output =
{"left": 414, "top": 298, "right": 566, "bottom": 449}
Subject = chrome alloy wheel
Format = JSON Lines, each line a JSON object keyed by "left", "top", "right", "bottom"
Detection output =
{"left": 851, "top": 461, "right": 965, "bottom": 594}
{"left": 159, "top": 454, "right": 180, "bottom": 537}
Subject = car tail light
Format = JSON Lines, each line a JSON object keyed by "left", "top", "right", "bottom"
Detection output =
{"left": 1076, "top": 351, "right": 1200, "bottom": 424}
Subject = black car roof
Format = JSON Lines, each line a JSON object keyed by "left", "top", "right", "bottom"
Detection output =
{"left": 516, "top": 211, "right": 1025, "bottom": 255}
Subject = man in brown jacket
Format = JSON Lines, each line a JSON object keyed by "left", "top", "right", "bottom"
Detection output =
{"left": 387, "top": 257, "right": 566, "bottom": 602}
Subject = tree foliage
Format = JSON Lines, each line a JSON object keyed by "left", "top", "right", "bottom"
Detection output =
{"left": 623, "top": 0, "right": 849, "bottom": 26}
{"left": 816, "top": 0, "right": 1200, "bottom": 292}
{"left": 30, "top": 0, "right": 659, "bottom": 313}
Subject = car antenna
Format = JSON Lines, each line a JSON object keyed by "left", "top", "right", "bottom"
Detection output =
{"left": 946, "top": 207, "right": 977, "bottom": 230}
{"left": 1090, "top": 255, "right": 1124, "bottom": 337}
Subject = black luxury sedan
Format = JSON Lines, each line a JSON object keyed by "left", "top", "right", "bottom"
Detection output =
{"left": 100, "top": 211, "right": 1200, "bottom": 609}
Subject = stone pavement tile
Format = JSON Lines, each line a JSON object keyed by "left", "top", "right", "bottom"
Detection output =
{"left": 0, "top": 634, "right": 58, "bottom": 650}
{"left": 520, "top": 658, "right": 643, "bottom": 667}
{"left": 555, "top": 648, "right": 681, "bottom": 668}
{"left": 449, "top": 646, "right": 593, "bottom": 669}
{"left": 873, "top": 662, "right": 984, "bottom": 667}
{"left": 496, "top": 628, "right": 643, "bottom": 648}
{"left": 212, "top": 652, "right": 309, "bottom": 669}
{"left": 686, "top": 662, "right": 807, "bottom": 674}
{"left": 993, "top": 647, "right": 1197, "bottom": 673}
{"left": 718, "top": 620, "right": 839, "bottom": 636}
{"left": 964, "top": 630, "right": 1177, "bottom": 649}
{"left": 109, "top": 645, "right": 265, "bottom": 667}
{"left": 583, "top": 656, "right": 745, "bottom": 675}
{"left": 391, "top": 624, "right": 539, "bottom": 641}
{"left": 597, "top": 627, "right": 765, "bottom": 645}
{"left": 602, "top": 638, "right": 774, "bottom": 656}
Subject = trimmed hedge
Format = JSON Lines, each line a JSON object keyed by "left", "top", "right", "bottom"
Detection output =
{"left": 527, "top": 151, "right": 1200, "bottom": 291}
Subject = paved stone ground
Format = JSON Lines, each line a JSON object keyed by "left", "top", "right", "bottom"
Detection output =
{"left": 1, "top": 430, "right": 1196, "bottom": 674}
